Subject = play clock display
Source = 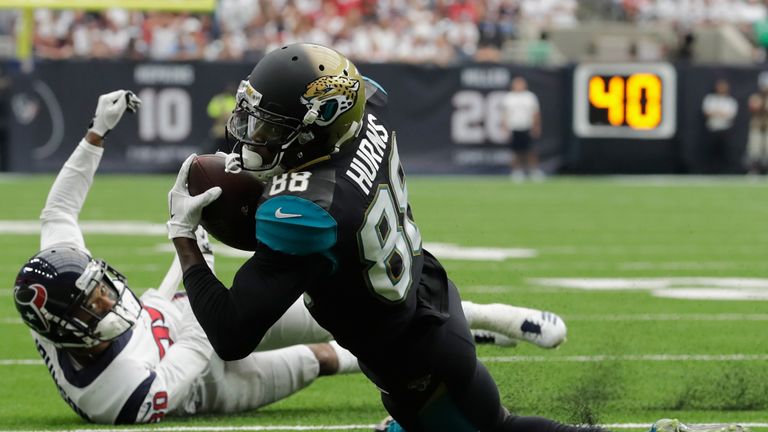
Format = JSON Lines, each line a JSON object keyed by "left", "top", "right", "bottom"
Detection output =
{"left": 573, "top": 63, "right": 676, "bottom": 139}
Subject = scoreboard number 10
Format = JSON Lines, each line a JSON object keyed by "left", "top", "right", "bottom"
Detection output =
{"left": 574, "top": 63, "right": 676, "bottom": 139}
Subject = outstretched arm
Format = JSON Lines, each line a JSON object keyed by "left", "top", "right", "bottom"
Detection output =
{"left": 157, "top": 227, "right": 215, "bottom": 299}
{"left": 177, "top": 239, "right": 328, "bottom": 360}
{"left": 39, "top": 132, "right": 103, "bottom": 252}
{"left": 40, "top": 90, "right": 141, "bottom": 252}
{"left": 167, "top": 156, "right": 330, "bottom": 360}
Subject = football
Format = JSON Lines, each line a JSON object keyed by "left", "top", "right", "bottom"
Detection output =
{"left": 187, "top": 154, "right": 264, "bottom": 251}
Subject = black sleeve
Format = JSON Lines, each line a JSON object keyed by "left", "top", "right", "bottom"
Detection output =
{"left": 182, "top": 244, "right": 330, "bottom": 361}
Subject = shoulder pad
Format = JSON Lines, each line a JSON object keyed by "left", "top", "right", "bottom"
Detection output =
{"left": 256, "top": 196, "right": 337, "bottom": 255}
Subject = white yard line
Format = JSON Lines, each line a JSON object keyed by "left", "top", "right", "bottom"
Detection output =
{"left": 480, "top": 354, "right": 768, "bottom": 362}
{"left": 0, "top": 427, "right": 375, "bottom": 432}
{"left": 1, "top": 423, "right": 767, "bottom": 432}
{"left": 0, "top": 221, "right": 166, "bottom": 235}
{"left": 564, "top": 313, "right": 768, "bottom": 321}
{"left": 6, "top": 313, "right": 765, "bottom": 324}
{"left": 607, "top": 175, "right": 767, "bottom": 187}
{"left": 4, "top": 354, "right": 768, "bottom": 367}
{"left": 604, "top": 425, "right": 768, "bottom": 429}
{"left": 0, "top": 359, "right": 43, "bottom": 365}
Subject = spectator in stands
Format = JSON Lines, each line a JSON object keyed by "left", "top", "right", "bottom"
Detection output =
{"left": 527, "top": 30, "right": 553, "bottom": 65}
{"left": 501, "top": 76, "right": 543, "bottom": 182}
{"left": 206, "top": 83, "right": 237, "bottom": 153}
{"left": 747, "top": 73, "right": 768, "bottom": 174}
{"left": 701, "top": 78, "right": 738, "bottom": 173}
{"left": 676, "top": 29, "right": 695, "bottom": 63}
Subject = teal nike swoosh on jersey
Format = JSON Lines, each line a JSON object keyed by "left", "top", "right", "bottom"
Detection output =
{"left": 256, "top": 195, "right": 338, "bottom": 256}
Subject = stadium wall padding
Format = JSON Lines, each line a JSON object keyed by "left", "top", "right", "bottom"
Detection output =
{"left": 2, "top": 61, "right": 763, "bottom": 174}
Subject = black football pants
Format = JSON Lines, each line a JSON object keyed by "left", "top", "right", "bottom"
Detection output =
{"left": 365, "top": 280, "right": 601, "bottom": 432}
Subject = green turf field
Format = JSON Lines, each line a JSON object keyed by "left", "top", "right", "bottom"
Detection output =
{"left": 0, "top": 175, "right": 766, "bottom": 431}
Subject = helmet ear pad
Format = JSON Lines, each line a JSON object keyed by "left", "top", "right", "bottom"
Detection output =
{"left": 241, "top": 145, "right": 265, "bottom": 169}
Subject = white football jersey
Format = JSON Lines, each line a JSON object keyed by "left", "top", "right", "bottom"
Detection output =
{"left": 32, "top": 290, "right": 200, "bottom": 424}
{"left": 30, "top": 139, "right": 327, "bottom": 424}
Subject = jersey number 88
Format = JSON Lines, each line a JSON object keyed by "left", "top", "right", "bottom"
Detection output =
{"left": 358, "top": 136, "right": 422, "bottom": 302}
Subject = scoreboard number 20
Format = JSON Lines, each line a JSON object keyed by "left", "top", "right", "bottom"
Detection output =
{"left": 574, "top": 63, "right": 676, "bottom": 139}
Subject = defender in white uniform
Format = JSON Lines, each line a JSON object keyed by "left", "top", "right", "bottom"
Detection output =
{"left": 13, "top": 90, "right": 568, "bottom": 424}
{"left": 18, "top": 90, "right": 355, "bottom": 424}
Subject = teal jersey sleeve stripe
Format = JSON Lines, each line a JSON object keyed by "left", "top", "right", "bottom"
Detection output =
{"left": 256, "top": 196, "right": 338, "bottom": 256}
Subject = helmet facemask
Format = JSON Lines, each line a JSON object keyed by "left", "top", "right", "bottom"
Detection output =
{"left": 224, "top": 80, "right": 316, "bottom": 180}
{"left": 222, "top": 45, "right": 366, "bottom": 180}
{"left": 53, "top": 260, "right": 141, "bottom": 348}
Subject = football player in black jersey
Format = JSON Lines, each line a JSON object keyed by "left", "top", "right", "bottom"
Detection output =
{"left": 168, "top": 43, "right": 601, "bottom": 432}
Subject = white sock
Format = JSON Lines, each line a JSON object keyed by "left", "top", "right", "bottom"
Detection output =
{"left": 462, "top": 301, "right": 477, "bottom": 326}
{"left": 329, "top": 341, "right": 360, "bottom": 374}
{"left": 464, "top": 302, "right": 531, "bottom": 338}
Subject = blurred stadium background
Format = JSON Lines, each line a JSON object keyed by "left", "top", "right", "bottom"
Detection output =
{"left": 0, "top": 0, "right": 767, "bottom": 431}
{"left": 3, "top": 0, "right": 768, "bottom": 174}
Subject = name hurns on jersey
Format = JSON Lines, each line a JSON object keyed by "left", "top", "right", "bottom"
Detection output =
{"left": 344, "top": 113, "right": 390, "bottom": 195}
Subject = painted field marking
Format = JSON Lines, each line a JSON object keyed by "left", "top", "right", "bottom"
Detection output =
{"left": 0, "top": 359, "right": 43, "bottom": 365}
{"left": 4, "top": 354, "right": 768, "bottom": 367}
{"left": 154, "top": 242, "right": 536, "bottom": 262}
{"left": 531, "top": 277, "right": 768, "bottom": 301}
{"left": 608, "top": 174, "right": 767, "bottom": 186}
{"left": 5, "top": 313, "right": 767, "bottom": 325}
{"left": 0, "top": 220, "right": 166, "bottom": 235}
{"left": 0, "top": 427, "right": 375, "bottom": 432}
{"left": 0, "top": 220, "right": 537, "bottom": 262}
{"left": 653, "top": 288, "right": 768, "bottom": 301}
{"left": 1, "top": 422, "right": 767, "bottom": 432}
{"left": 604, "top": 424, "right": 768, "bottom": 429}
{"left": 564, "top": 313, "right": 768, "bottom": 321}
{"left": 480, "top": 354, "right": 768, "bottom": 363}
{"left": 531, "top": 277, "right": 768, "bottom": 290}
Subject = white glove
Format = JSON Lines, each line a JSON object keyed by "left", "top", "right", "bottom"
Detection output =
{"left": 167, "top": 154, "right": 222, "bottom": 239}
{"left": 88, "top": 90, "right": 141, "bottom": 137}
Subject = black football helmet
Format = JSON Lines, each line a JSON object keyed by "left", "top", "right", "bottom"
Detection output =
{"left": 224, "top": 43, "right": 366, "bottom": 180}
{"left": 13, "top": 247, "right": 141, "bottom": 348}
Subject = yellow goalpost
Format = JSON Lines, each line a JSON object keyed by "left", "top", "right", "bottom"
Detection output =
{"left": 0, "top": 0, "right": 216, "bottom": 62}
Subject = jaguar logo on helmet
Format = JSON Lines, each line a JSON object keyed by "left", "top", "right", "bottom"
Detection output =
{"left": 14, "top": 283, "right": 50, "bottom": 332}
{"left": 300, "top": 75, "right": 361, "bottom": 126}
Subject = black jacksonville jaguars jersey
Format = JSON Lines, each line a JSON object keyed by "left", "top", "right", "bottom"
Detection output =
{"left": 254, "top": 81, "right": 449, "bottom": 365}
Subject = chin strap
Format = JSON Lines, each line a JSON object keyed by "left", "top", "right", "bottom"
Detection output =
{"left": 303, "top": 99, "right": 323, "bottom": 125}
{"left": 333, "top": 120, "right": 362, "bottom": 151}
{"left": 224, "top": 152, "right": 243, "bottom": 174}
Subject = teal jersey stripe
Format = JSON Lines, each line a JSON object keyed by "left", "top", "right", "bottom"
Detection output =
{"left": 256, "top": 195, "right": 338, "bottom": 256}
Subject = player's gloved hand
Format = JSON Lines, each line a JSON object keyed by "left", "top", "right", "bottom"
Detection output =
{"left": 167, "top": 154, "right": 222, "bottom": 240}
{"left": 88, "top": 90, "right": 141, "bottom": 137}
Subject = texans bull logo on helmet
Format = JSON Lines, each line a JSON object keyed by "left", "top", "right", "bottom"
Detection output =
{"left": 14, "top": 283, "right": 51, "bottom": 332}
